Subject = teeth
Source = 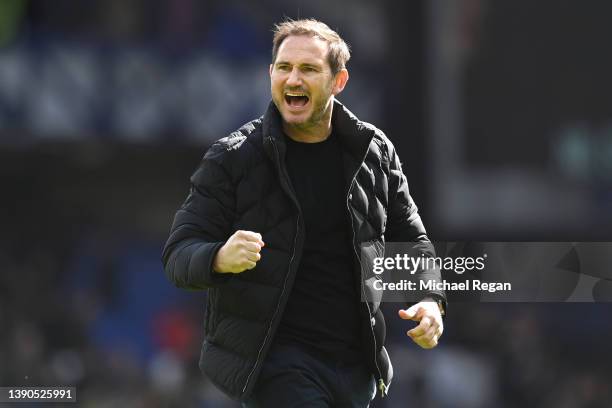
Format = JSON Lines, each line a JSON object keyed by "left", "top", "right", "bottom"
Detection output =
{"left": 285, "top": 92, "right": 307, "bottom": 97}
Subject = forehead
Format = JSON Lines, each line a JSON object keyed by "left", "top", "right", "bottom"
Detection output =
{"left": 276, "top": 35, "right": 329, "bottom": 65}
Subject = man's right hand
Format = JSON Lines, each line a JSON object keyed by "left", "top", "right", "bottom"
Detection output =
{"left": 213, "top": 230, "right": 265, "bottom": 273}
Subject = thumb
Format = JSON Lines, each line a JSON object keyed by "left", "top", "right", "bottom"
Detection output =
{"left": 398, "top": 305, "right": 421, "bottom": 321}
{"left": 242, "top": 231, "right": 265, "bottom": 246}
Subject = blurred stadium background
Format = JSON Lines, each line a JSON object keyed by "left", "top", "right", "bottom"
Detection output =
{"left": 1, "top": 0, "right": 611, "bottom": 406}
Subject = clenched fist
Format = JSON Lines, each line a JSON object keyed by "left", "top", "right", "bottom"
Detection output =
{"left": 213, "top": 230, "right": 265, "bottom": 273}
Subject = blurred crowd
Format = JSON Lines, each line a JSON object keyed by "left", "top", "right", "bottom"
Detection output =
{"left": 0, "top": 0, "right": 385, "bottom": 143}
{"left": 2, "top": 231, "right": 611, "bottom": 407}
{"left": 1, "top": 1, "right": 612, "bottom": 407}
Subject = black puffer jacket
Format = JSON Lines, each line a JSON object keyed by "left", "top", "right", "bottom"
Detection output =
{"left": 162, "top": 100, "right": 445, "bottom": 401}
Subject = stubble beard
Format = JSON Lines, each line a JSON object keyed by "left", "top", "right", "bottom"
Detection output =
{"left": 292, "top": 96, "right": 332, "bottom": 132}
{"left": 277, "top": 84, "right": 334, "bottom": 133}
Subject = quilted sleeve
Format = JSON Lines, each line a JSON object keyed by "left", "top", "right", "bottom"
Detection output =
{"left": 161, "top": 142, "right": 237, "bottom": 289}
{"left": 384, "top": 141, "right": 447, "bottom": 309}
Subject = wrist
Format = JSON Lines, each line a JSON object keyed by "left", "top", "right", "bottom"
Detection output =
{"left": 422, "top": 296, "right": 446, "bottom": 317}
{"left": 212, "top": 245, "right": 228, "bottom": 273}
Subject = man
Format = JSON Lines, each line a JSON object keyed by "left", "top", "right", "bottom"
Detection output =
{"left": 162, "top": 19, "right": 446, "bottom": 407}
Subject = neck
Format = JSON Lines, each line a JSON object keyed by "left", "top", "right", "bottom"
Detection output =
{"left": 282, "top": 102, "right": 333, "bottom": 143}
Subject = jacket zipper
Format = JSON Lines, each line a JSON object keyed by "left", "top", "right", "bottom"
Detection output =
{"left": 346, "top": 173, "right": 386, "bottom": 397}
{"left": 242, "top": 134, "right": 387, "bottom": 397}
{"left": 241, "top": 137, "right": 301, "bottom": 395}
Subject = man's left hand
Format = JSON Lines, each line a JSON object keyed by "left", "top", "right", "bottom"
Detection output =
{"left": 398, "top": 298, "right": 444, "bottom": 349}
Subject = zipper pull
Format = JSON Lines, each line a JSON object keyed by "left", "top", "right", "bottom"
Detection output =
{"left": 378, "top": 378, "right": 388, "bottom": 398}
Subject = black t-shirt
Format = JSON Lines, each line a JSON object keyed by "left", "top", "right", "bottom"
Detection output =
{"left": 275, "top": 131, "right": 362, "bottom": 362}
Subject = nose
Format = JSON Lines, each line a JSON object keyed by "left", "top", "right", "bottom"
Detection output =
{"left": 286, "top": 67, "right": 302, "bottom": 87}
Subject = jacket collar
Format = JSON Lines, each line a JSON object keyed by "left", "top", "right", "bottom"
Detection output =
{"left": 261, "top": 99, "right": 375, "bottom": 163}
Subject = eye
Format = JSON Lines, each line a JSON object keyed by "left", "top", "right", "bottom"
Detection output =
{"left": 276, "top": 64, "right": 290, "bottom": 71}
{"left": 302, "top": 66, "right": 317, "bottom": 73}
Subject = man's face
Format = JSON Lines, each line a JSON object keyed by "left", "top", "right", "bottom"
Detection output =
{"left": 270, "top": 35, "right": 340, "bottom": 132}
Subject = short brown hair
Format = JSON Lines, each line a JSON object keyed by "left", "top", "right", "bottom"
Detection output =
{"left": 271, "top": 19, "right": 351, "bottom": 75}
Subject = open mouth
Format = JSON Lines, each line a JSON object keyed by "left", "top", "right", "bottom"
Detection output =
{"left": 284, "top": 92, "right": 310, "bottom": 108}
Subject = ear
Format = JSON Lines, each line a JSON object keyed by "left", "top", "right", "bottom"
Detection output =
{"left": 332, "top": 69, "right": 349, "bottom": 96}
{"left": 269, "top": 64, "right": 273, "bottom": 77}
